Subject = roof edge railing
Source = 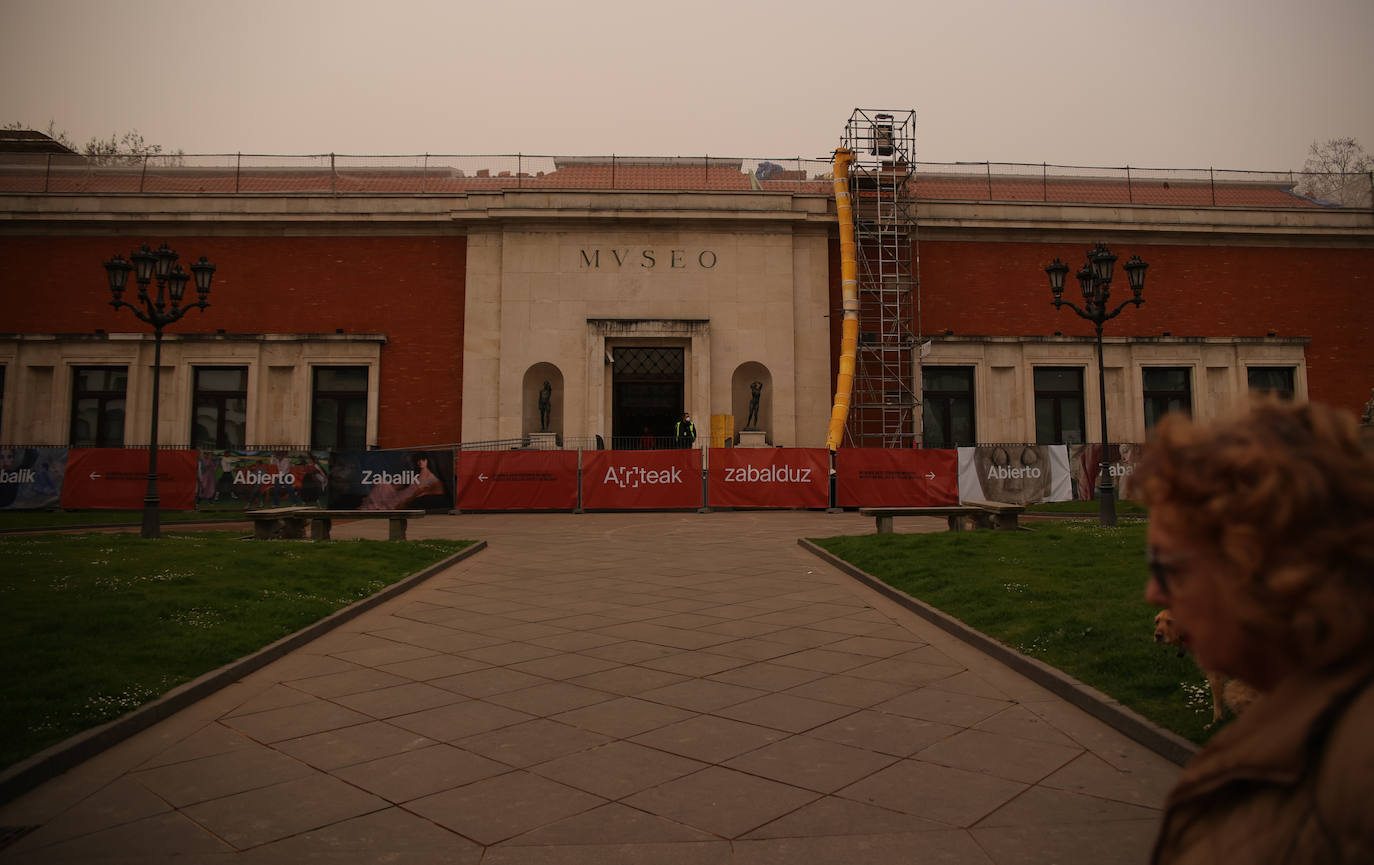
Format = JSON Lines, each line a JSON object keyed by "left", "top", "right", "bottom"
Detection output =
{"left": 1, "top": 153, "right": 1369, "bottom": 211}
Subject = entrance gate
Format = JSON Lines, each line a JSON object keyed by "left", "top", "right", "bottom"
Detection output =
{"left": 612, "top": 347, "right": 683, "bottom": 448}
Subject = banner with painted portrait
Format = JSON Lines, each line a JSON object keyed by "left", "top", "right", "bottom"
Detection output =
{"left": 957, "top": 444, "right": 1072, "bottom": 504}
{"left": 196, "top": 450, "right": 330, "bottom": 507}
{"left": 328, "top": 449, "right": 455, "bottom": 511}
{"left": 0, "top": 447, "right": 68, "bottom": 510}
{"left": 1068, "top": 443, "right": 1142, "bottom": 500}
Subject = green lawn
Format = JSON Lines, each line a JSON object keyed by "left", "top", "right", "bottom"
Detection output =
{"left": 0, "top": 531, "right": 472, "bottom": 770}
{"left": 0, "top": 507, "right": 249, "bottom": 531}
{"left": 811, "top": 521, "right": 1216, "bottom": 745}
{"left": 1024, "top": 499, "right": 1148, "bottom": 516}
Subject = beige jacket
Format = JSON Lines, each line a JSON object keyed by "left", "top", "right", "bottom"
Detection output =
{"left": 1152, "top": 656, "right": 1374, "bottom": 864}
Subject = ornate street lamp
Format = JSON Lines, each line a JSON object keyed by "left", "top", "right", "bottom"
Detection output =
{"left": 104, "top": 244, "right": 216, "bottom": 538}
{"left": 1045, "top": 243, "right": 1148, "bottom": 527}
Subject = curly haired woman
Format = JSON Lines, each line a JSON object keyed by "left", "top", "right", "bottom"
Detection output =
{"left": 1135, "top": 401, "right": 1374, "bottom": 864}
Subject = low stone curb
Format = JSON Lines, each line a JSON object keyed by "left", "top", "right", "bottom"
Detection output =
{"left": 798, "top": 538, "right": 1198, "bottom": 767}
{"left": 0, "top": 540, "right": 487, "bottom": 804}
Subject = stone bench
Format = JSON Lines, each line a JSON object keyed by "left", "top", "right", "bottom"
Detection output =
{"left": 245, "top": 507, "right": 425, "bottom": 540}
{"left": 245, "top": 506, "right": 315, "bottom": 540}
{"left": 306, "top": 509, "right": 425, "bottom": 540}
{"left": 858, "top": 506, "right": 981, "bottom": 533}
{"left": 962, "top": 499, "right": 1027, "bottom": 530}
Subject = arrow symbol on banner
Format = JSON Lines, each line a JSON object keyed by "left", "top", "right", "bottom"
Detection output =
{"left": 89, "top": 472, "right": 103, "bottom": 480}
{"left": 478, "top": 473, "right": 489, "bottom": 482}
{"left": 924, "top": 472, "right": 936, "bottom": 480}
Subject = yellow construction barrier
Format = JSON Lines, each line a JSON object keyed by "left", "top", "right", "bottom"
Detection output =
{"left": 710, "top": 413, "right": 734, "bottom": 448}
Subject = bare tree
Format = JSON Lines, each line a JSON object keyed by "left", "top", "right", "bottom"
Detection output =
{"left": 1296, "top": 137, "right": 1373, "bottom": 207}
{"left": 81, "top": 129, "right": 178, "bottom": 161}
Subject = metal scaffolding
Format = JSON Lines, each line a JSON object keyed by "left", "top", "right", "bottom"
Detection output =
{"left": 841, "top": 109, "right": 920, "bottom": 448}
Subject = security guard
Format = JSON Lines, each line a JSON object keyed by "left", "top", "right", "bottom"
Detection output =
{"left": 674, "top": 412, "right": 697, "bottom": 449}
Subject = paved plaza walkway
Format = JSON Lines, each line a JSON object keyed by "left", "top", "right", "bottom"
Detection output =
{"left": 0, "top": 511, "right": 1179, "bottom": 864}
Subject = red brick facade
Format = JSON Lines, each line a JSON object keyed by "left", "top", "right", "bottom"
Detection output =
{"left": 2, "top": 235, "right": 467, "bottom": 447}
{"left": 915, "top": 240, "right": 1374, "bottom": 414}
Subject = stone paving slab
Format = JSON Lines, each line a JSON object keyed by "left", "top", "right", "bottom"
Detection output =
{"left": 0, "top": 511, "right": 1180, "bottom": 864}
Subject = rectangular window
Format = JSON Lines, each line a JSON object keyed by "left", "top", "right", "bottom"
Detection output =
{"left": 922, "top": 366, "right": 975, "bottom": 448}
{"left": 1034, "top": 367, "right": 1086, "bottom": 444}
{"left": 70, "top": 366, "right": 128, "bottom": 447}
{"left": 1143, "top": 367, "right": 1193, "bottom": 429}
{"left": 192, "top": 367, "right": 248, "bottom": 449}
{"left": 311, "top": 366, "right": 368, "bottom": 450}
{"left": 1247, "top": 366, "right": 1295, "bottom": 401}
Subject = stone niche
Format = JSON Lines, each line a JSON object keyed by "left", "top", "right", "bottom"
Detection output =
{"left": 523, "top": 362, "right": 564, "bottom": 441}
{"left": 732, "top": 361, "right": 772, "bottom": 444}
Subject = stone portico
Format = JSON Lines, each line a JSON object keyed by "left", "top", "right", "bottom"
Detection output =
{"left": 458, "top": 191, "right": 836, "bottom": 447}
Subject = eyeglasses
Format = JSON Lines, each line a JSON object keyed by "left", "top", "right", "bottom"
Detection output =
{"left": 1146, "top": 546, "right": 1187, "bottom": 594}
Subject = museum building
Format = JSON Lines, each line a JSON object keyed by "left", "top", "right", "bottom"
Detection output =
{"left": 1, "top": 122, "right": 1371, "bottom": 455}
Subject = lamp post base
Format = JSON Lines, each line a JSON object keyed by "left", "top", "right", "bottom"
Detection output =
{"left": 141, "top": 496, "right": 161, "bottom": 539}
{"left": 141, "top": 509, "right": 161, "bottom": 539}
{"left": 1097, "top": 468, "right": 1118, "bottom": 528}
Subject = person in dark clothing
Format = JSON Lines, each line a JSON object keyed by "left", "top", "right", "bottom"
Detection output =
{"left": 675, "top": 412, "right": 697, "bottom": 449}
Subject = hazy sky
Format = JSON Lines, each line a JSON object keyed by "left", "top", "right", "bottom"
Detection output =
{"left": 2, "top": 0, "right": 1370, "bottom": 170}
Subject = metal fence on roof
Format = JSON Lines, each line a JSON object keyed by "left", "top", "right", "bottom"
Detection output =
{"left": 0, "top": 152, "right": 1369, "bottom": 209}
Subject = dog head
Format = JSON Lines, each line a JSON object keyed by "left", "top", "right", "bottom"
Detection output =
{"left": 1153, "top": 609, "right": 1186, "bottom": 657}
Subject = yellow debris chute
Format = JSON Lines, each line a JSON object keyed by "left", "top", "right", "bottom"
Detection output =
{"left": 826, "top": 147, "right": 858, "bottom": 451}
